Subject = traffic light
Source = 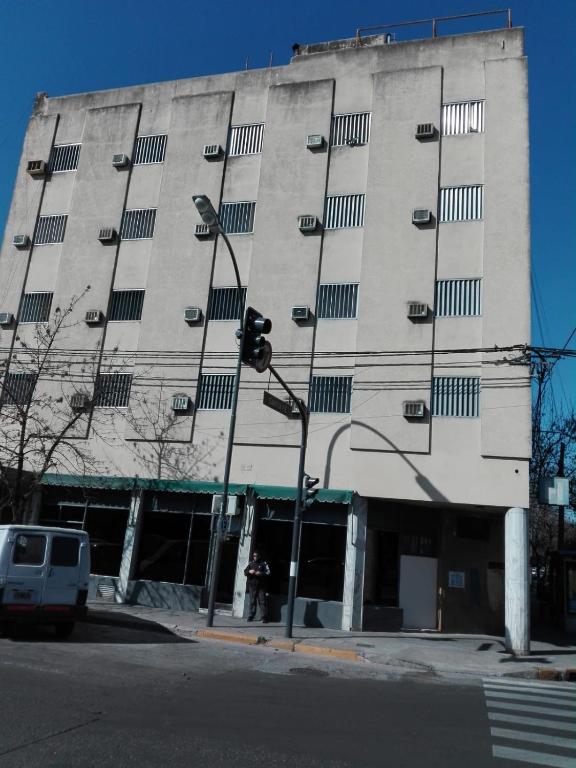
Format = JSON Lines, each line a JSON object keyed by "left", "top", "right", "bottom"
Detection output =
{"left": 302, "top": 474, "right": 320, "bottom": 508}
{"left": 241, "top": 306, "right": 272, "bottom": 372}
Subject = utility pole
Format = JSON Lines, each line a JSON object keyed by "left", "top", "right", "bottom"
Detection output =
{"left": 557, "top": 441, "right": 566, "bottom": 549}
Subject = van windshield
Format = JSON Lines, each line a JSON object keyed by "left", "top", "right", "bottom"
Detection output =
{"left": 51, "top": 536, "right": 80, "bottom": 567}
{"left": 13, "top": 534, "right": 46, "bottom": 565}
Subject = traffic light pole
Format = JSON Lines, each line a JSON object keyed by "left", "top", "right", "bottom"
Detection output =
{"left": 205, "top": 229, "right": 245, "bottom": 628}
{"left": 267, "top": 365, "right": 309, "bottom": 639}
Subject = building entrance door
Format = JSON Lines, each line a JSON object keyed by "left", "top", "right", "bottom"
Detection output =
{"left": 399, "top": 555, "right": 438, "bottom": 629}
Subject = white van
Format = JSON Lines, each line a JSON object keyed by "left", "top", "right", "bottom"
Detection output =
{"left": 0, "top": 525, "right": 90, "bottom": 638}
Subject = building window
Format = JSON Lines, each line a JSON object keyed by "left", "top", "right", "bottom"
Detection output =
{"left": 20, "top": 292, "right": 53, "bottom": 323}
{"left": 133, "top": 135, "right": 167, "bottom": 165}
{"left": 108, "top": 290, "right": 145, "bottom": 321}
{"left": 228, "top": 123, "right": 264, "bottom": 156}
{"left": 94, "top": 373, "right": 133, "bottom": 408}
{"left": 197, "top": 374, "right": 235, "bottom": 410}
{"left": 34, "top": 214, "right": 67, "bottom": 245}
{"left": 330, "top": 112, "right": 371, "bottom": 147}
{"left": 0, "top": 372, "right": 36, "bottom": 407}
{"left": 439, "top": 186, "right": 483, "bottom": 222}
{"left": 324, "top": 194, "right": 365, "bottom": 229}
{"left": 207, "top": 287, "right": 247, "bottom": 321}
{"left": 432, "top": 376, "right": 480, "bottom": 418}
{"left": 317, "top": 283, "right": 358, "bottom": 319}
{"left": 442, "top": 101, "right": 485, "bottom": 136}
{"left": 120, "top": 208, "right": 157, "bottom": 240}
{"left": 435, "top": 279, "right": 482, "bottom": 317}
{"left": 309, "top": 375, "right": 353, "bottom": 413}
{"left": 219, "top": 202, "right": 256, "bottom": 235}
{"left": 48, "top": 144, "right": 81, "bottom": 173}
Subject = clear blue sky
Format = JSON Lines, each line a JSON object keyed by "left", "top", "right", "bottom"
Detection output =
{"left": 1, "top": 0, "right": 574, "bottom": 413}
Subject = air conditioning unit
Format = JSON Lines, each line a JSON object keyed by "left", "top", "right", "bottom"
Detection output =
{"left": 306, "top": 134, "right": 325, "bottom": 149}
{"left": 194, "top": 223, "right": 212, "bottom": 238}
{"left": 85, "top": 310, "right": 103, "bottom": 324}
{"left": 112, "top": 154, "right": 130, "bottom": 167}
{"left": 211, "top": 494, "right": 240, "bottom": 516}
{"left": 27, "top": 160, "right": 46, "bottom": 177}
{"left": 70, "top": 393, "right": 91, "bottom": 411}
{"left": 171, "top": 394, "right": 191, "bottom": 412}
{"left": 412, "top": 208, "right": 432, "bottom": 225}
{"left": 203, "top": 144, "right": 222, "bottom": 158}
{"left": 0, "top": 312, "right": 14, "bottom": 326}
{"left": 98, "top": 227, "right": 117, "bottom": 242}
{"left": 415, "top": 123, "right": 436, "bottom": 139}
{"left": 184, "top": 306, "right": 202, "bottom": 323}
{"left": 291, "top": 305, "right": 310, "bottom": 321}
{"left": 407, "top": 302, "right": 428, "bottom": 319}
{"left": 12, "top": 234, "right": 30, "bottom": 249}
{"left": 298, "top": 215, "right": 319, "bottom": 232}
{"left": 403, "top": 400, "right": 426, "bottom": 418}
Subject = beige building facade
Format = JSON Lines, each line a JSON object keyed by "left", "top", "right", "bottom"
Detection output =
{"left": 0, "top": 25, "right": 531, "bottom": 640}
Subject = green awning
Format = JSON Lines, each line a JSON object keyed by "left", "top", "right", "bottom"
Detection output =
{"left": 252, "top": 484, "right": 354, "bottom": 505}
{"left": 42, "top": 474, "right": 247, "bottom": 496}
{"left": 42, "top": 474, "right": 136, "bottom": 491}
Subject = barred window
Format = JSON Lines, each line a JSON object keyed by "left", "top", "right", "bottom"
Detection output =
{"left": 228, "top": 124, "right": 264, "bottom": 156}
{"left": 324, "top": 194, "right": 365, "bottom": 229}
{"left": 435, "top": 279, "right": 482, "bottom": 317}
{"left": 34, "top": 215, "right": 67, "bottom": 245}
{"left": 208, "top": 287, "right": 247, "bottom": 321}
{"left": 330, "top": 113, "right": 371, "bottom": 147}
{"left": 20, "top": 292, "right": 53, "bottom": 323}
{"left": 108, "top": 290, "right": 145, "bottom": 321}
{"left": 197, "top": 374, "right": 234, "bottom": 410}
{"left": 48, "top": 144, "right": 81, "bottom": 173}
{"left": 439, "top": 186, "right": 483, "bottom": 222}
{"left": 432, "top": 377, "right": 480, "bottom": 418}
{"left": 309, "top": 376, "right": 353, "bottom": 413}
{"left": 94, "top": 373, "right": 133, "bottom": 408}
{"left": 0, "top": 372, "right": 36, "bottom": 407}
{"left": 317, "top": 283, "right": 358, "bottom": 319}
{"left": 219, "top": 202, "right": 256, "bottom": 235}
{"left": 120, "top": 208, "right": 157, "bottom": 240}
{"left": 133, "top": 135, "right": 167, "bottom": 165}
{"left": 442, "top": 101, "right": 484, "bottom": 136}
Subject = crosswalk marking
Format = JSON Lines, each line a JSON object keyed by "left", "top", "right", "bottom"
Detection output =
{"left": 482, "top": 678, "right": 576, "bottom": 766}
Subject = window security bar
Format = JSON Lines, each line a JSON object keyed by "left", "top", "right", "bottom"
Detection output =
{"left": 435, "top": 279, "right": 482, "bottom": 316}
{"left": 48, "top": 144, "right": 81, "bottom": 172}
{"left": 197, "top": 374, "right": 235, "bottom": 410}
{"left": 94, "top": 373, "right": 133, "bottom": 408}
{"left": 432, "top": 376, "right": 480, "bottom": 417}
{"left": 228, "top": 124, "right": 265, "bottom": 156}
{"left": 34, "top": 215, "right": 67, "bottom": 245}
{"left": 439, "top": 186, "right": 483, "bottom": 222}
{"left": 330, "top": 113, "right": 371, "bottom": 147}
{"left": 133, "top": 135, "right": 167, "bottom": 165}
{"left": 208, "top": 287, "right": 247, "bottom": 321}
{"left": 219, "top": 202, "right": 256, "bottom": 235}
{"left": 316, "top": 283, "right": 359, "bottom": 319}
{"left": 442, "top": 101, "right": 485, "bottom": 136}
{"left": 120, "top": 208, "right": 157, "bottom": 240}
{"left": 309, "top": 375, "right": 353, "bottom": 413}
{"left": 108, "top": 290, "right": 145, "bottom": 321}
{"left": 324, "top": 194, "right": 365, "bottom": 229}
{"left": 0, "top": 372, "right": 36, "bottom": 407}
{"left": 19, "top": 292, "right": 53, "bottom": 323}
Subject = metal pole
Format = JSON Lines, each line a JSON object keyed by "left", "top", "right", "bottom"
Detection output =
{"left": 558, "top": 442, "right": 566, "bottom": 550}
{"left": 205, "top": 229, "right": 245, "bottom": 628}
{"left": 267, "top": 365, "right": 309, "bottom": 639}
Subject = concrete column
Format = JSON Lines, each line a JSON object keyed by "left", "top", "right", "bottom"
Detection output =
{"left": 26, "top": 490, "right": 42, "bottom": 524}
{"left": 342, "top": 495, "right": 367, "bottom": 631}
{"left": 232, "top": 489, "right": 256, "bottom": 618}
{"left": 116, "top": 488, "right": 144, "bottom": 604}
{"left": 504, "top": 507, "right": 530, "bottom": 655}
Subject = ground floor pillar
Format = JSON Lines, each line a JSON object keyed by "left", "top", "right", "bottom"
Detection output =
{"left": 232, "top": 489, "right": 256, "bottom": 618}
{"left": 504, "top": 506, "right": 530, "bottom": 655}
{"left": 342, "top": 495, "right": 367, "bottom": 631}
{"left": 116, "top": 488, "right": 144, "bottom": 603}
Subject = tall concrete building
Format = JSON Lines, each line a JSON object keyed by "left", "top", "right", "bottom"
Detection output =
{"left": 0, "top": 16, "right": 531, "bottom": 643}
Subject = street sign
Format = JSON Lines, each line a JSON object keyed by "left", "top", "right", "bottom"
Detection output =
{"left": 263, "top": 390, "right": 296, "bottom": 419}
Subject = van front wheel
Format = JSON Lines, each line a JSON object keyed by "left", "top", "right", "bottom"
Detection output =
{"left": 54, "top": 622, "right": 75, "bottom": 640}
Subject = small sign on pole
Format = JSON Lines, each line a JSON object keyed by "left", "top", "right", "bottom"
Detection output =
{"left": 263, "top": 391, "right": 297, "bottom": 419}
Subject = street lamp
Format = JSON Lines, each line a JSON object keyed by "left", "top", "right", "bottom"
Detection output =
{"left": 193, "top": 194, "right": 244, "bottom": 627}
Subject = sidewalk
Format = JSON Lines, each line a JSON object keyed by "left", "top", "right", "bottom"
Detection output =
{"left": 85, "top": 601, "right": 576, "bottom": 681}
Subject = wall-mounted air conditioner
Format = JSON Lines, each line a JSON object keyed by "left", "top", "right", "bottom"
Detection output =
{"left": 306, "top": 134, "right": 325, "bottom": 149}
{"left": 291, "top": 305, "right": 310, "bottom": 321}
{"left": 112, "top": 154, "right": 130, "bottom": 168}
{"left": 194, "top": 223, "right": 212, "bottom": 238}
{"left": 403, "top": 401, "right": 426, "bottom": 418}
{"left": 98, "top": 227, "right": 117, "bottom": 242}
{"left": 184, "top": 306, "right": 202, "bottom": 323}
{"left": 298, "top": 215, "right": 319, "bottom": 232}
{"left": 27, "top": 160, "right": 46, "bottom": 177}
{"left": 171, "top": 394, "right": 192, "bottom": 412}
{"left": 407, "top": 302, "right": 428, "bottom": 319}
{"left": 85, "top": 310, "right": 104, "bottom": 324}
{"left": 70, "top": 393, "right": 91, "bottom": 411}
{"left": 203, "top": 144, "right": 222, "bottom": 158}
{"left": 412, "top": 209, "right": 432, "bottom": 225}
{"left": 415, "top": 123, "right": 436, "bottom": 140}
{"left": 0, "top": 312, "right": 14, "bottom": 326}
{"left": 12, "top": 234, "right": 30, "bottom": 249}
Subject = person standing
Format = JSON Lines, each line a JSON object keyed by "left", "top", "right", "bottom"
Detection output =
{"left": 244, "top": 551, "right": 270, "bottom": 623}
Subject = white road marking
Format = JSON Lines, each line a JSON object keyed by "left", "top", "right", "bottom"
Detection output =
{"left": 484, "top": 683, "right": 576, "bottom": 700}
{"left": 483, "top": 679, "right": 576, "bottom": 693}
{"left": 490, "top": 727, "right": 576, "bottom": 750}
{"left": 485, "top": 691, "right": 576, "bottom": 707}
{"left": 488, "top": 712, "right": 575, "bottom": 732}
{"left": 486, "top": 701, "right": 576, "bottom": 718}
{"left": 492, "top": 744, "right": 576, "bottom": 767}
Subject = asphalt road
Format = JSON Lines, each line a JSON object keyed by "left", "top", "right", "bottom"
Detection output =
{"left": 0, "top": 620, "right": 573, "bottom": 767}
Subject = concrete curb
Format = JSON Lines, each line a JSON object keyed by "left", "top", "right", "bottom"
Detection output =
{"left": 295, "top": 643, "right": 360, "bottom": 662}
{"left": 196, "top": 629, "right": 261, "bottom": 646}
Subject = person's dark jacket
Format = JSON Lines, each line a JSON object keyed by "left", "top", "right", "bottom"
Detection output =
{"left": 244, "top": 558, "right": 270, "bottom": 586}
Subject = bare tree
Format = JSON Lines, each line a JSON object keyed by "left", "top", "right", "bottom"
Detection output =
{"left": 0, "top": 291, "right": 101, "bottom": 523}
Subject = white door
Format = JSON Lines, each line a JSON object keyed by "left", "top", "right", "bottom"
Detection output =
{"left": 43, "top": 534, "right": 82, "bottom": 605}
{"left": 399, "top": 555, "right": 438, "bottom": 630}
{"left": 5, "top": 531, "right": 48, "bottom": 607}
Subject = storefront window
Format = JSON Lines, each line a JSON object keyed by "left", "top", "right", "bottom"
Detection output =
{"left": 185, "top": 514, "right": 211, "bottom": 586}
{"left": 136, "top": 511, "right": 191, "bottom": 584}
{"left": 567, "top": 562, "right": 576, "bottom": 615}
